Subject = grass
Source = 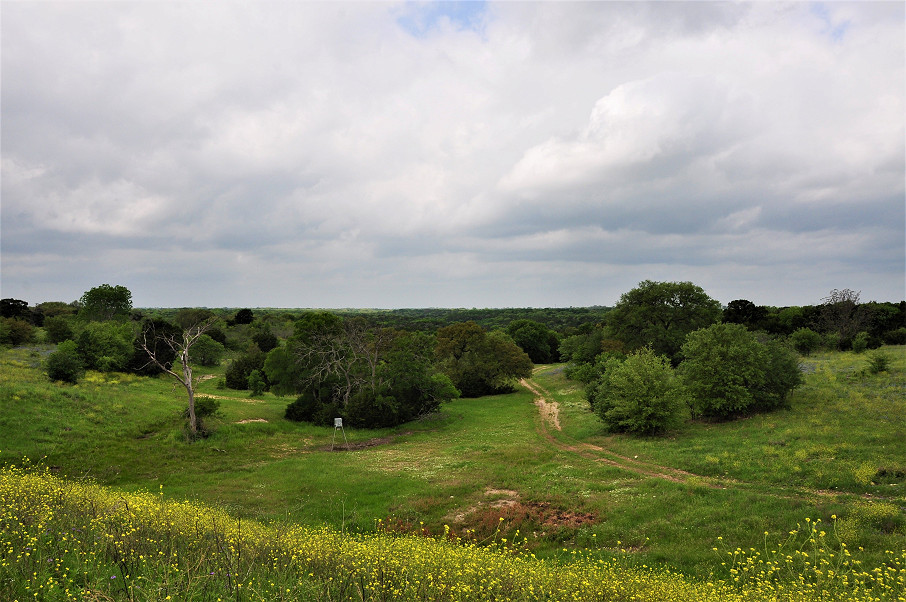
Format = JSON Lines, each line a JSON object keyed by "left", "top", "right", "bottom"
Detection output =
{"left": 1, "top": 344, "right": 904, "bottom": 597}
{"left": 2, "top": 464, "right": 903, "bottom": 601}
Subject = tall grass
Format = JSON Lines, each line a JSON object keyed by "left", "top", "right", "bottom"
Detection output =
{"left": 2, "top": 464, "right": 904, "bottom": 601}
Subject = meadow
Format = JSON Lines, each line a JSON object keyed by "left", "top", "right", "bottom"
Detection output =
{"left": 1, "top": 344, "right": 904, "bottom": 600}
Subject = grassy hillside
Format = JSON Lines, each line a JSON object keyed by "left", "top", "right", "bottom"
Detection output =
{"left": 1, "top": 344, "right": 904, "bottom": 599}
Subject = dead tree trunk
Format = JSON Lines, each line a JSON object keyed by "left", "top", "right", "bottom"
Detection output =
{"left": 139, "top": 318, "right": 216, "bottom": 438}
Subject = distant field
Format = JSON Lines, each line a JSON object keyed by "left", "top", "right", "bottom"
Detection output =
{"left": 1, "top": 345, "right": 903, "bottom": 591}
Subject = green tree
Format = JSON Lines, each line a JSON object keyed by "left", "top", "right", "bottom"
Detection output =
{"left": 589, "top": 348, "right": 684, "bottom": 436}
{"left": 189, "top": 334, "right": 225, "bottom": 367}
{"left": 680, "top": 323, "right": 765, "bottom": 419}
{"left": 506, "top": 319, "right": 560, "bottom": 364}
{"left": 225, "top": 345, "right": 267, "bottom": 390}
{"left": 43, "top": 316, "right": 75, "bottom": 344}
{"left": 127, "top": 319, "right": 181, "bottom": 375}
{"left": 790, "top": 327, "right": 822, "bottom": 356}
{"left": 722, "top": 299, "right": 768, "bottom": 330}
{"left": 248, "top": 370, "right": 266, "bottom": 396}
{"left": 75, "top": 321, "right": 133, "bottom": 371}
{"left": 680, "top": 323, "right": 800, "bottom": 420}
{"left": 0, "top": 317, "right": 36, "bottom": 346}
{"left": 436, "top": 322, "right": 532, "bottom": 397}
{"left": 1, "top": 299, "right": 31, "bottom": 321}
{"left": 607, "top": 280, "right": 721, "bottom": 363}
{"left": 45, "top": 340, "right": 85, "bottom": 383}
{"left": 78, "top": 284, "right": 133, "bottom": 321}
{"left": 751, "top": 337, "right": 802, "bottom": 413}
{"left": 232, "top": 308, "right": 254, "bottom": 325}
{"left": 174, "top": 308, "right": 215, "bottom": 330}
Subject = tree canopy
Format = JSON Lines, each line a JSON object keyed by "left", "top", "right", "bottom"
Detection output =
{"left": 435, "top": 322, "right": 533, "bottom": 397}
{"left": 78, "top": 284, "right": 133, "bottom": 321}
{"left": 606, "top": 280, "right": 722, "bottom": 363}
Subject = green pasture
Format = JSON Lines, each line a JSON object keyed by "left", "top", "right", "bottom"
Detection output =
{"left": 0, "top": 344, "right": 903, "bottom": 581}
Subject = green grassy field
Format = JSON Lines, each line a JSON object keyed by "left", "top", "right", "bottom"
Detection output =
{"left": 1, "top": 344, "right": 904, "bottom": 597}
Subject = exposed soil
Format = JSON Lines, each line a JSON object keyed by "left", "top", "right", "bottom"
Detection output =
{"left": 520, "top": 378, "right": 718, "bottom": 487}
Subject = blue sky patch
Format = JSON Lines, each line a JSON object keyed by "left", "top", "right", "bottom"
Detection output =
{"left": 396, "top": 1, "right": 488, "bottom": 37}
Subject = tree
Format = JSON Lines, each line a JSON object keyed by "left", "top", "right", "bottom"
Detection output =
{"left": 819, "top": 289, "right": 871, "bottom": 349}
{"left": 127, "top": 319, "right": 181, "bottom": 375}
{"left": 137, "top": 318, "right": 217, "bottom": 439}
{"left": 233, "top": 308, "right": 254, "bottom": 325}
{"left": 189, "top": 334, "right": 225, "bottom": 367}
{"left": 0, "top": 317, "right": 35, "bottom": 346}
{"left": 436, "top": 322, "right": 532, "bottom": 397}
{"left": 79, "top": 284, "right": 133, "bottom": 321}
{"left": 280, "top": 314, "right": 458, "bottom": 427}
{"left": 789, "top": 328, "right": 822, "bottom": 356}
{"left": 225, "top": 344, "right": 267, "bottom": 390}
{"left": 1, "top": 299, "right": 31, "bottom": 321}
{"left": 607, "top": 280, "right": 721, "bottom": 364}
{"left": 75, "top": 321, "right": 132, "bottom": 371}
{"left": 174, "top": 308, "right": 215, "bottom": 330}
{"left": 722, "top": 300, "right": 768, "bottom": 330}
{"left": 506, "top": 319, "right": 560, "bottom": 364}
{"left": 248, "top": 370, "right": 266, "bottom": 396}
{"left": 589, "top": 348, "right": 684, "bottom": 436}
{"left": 44, "top": 316, "right": 75, "bottom": 344}
{"left": 45, "top": 340, "right": 85, "bottom": 383}
{"left": 680, "top": 323, "right": 801, "bottom": 420}
{"left": 751, "top": 337, "right": 802, "bottom": 413}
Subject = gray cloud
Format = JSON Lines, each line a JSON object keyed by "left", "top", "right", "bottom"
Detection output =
{"left": 2, "top": 2, "right": 903, "bottom": 308}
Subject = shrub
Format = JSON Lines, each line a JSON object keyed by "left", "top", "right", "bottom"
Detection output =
{"left": 851, "top": 331, "right": 870, "bottom": 354}
{"left": 589, "top": 348, "right": 684, "bottom": 436}
{"left": 751, "top": 338, "right": 803, "bottom": 412}
{"left": 248, "top": 369, "right": 266, "bottom": 396}
{"left": 0, "top": 317, "right": 36, "bottom": 346}
{"left": 883, "top": 327, "right": 906, "bottom": 345}
{"left": 680, "top": 324, "right": 801, "bottom": 420}
{"left": 225, "top": 345, "right": 266, "bottom": 390}
{"left": 867, "top": 351, "right": 891, "bottom": 374}
{"left": 43, "top": 316, "right": 75, "bottom": 344}
{"left": 189, "top": 334, "right": 225, "bottom": 367}
{"left": 789, "top": 327, "right": 822, "bottom": 356}
{"left": 45, "top": 340, "right": 85, "bottom": 383}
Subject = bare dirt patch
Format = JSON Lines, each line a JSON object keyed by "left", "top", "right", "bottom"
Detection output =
{"left": 319, "top": 431, "right": 416, "bottom": 452}
{"left": 236, "top": 418, "right": 268, "bottom": 424}
{"left": 197, "top": 393, "right": 265, "bottom": 405}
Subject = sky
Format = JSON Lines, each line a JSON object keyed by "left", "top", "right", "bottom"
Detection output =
{"left": 2, "top": 1, "right": 904, "bottom": 309}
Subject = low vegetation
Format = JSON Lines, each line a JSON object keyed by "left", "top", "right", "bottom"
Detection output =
{"left": 1, "top": 282, "right": 904, "bottom": 600}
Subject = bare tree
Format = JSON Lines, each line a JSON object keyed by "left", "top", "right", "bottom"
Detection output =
{"left": 139, "top": 318, "right": 216, "bottom": 438}
{"left": 821, "top": 288, "right": 870, "bottom": 344}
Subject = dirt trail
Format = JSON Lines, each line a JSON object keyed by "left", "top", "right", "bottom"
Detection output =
{"left": 521, "top": 378, "right": 722, "bottom": 487}
{"left": 520, "top": 377, "right": 900, "bottom": 503}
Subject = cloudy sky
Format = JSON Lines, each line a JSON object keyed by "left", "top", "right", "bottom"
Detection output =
{"left": 2, "top": 2, "right": 903, "bottom": 309}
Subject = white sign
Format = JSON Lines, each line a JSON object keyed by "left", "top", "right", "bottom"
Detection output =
{"left": 334, "top": 417, "right": 343, "bottom": 428}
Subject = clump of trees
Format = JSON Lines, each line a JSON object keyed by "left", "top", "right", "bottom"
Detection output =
{"left": 582, "top": 281, "right": 806, "bottom": 436}
{"left": 589, "top": 348, "right": 684, "bottom": 435}
{"left": 271, "top": 313, "right": 460, "bottom": 428}
{"left": 435, "top": 321, "right": 533, "bottom": 397}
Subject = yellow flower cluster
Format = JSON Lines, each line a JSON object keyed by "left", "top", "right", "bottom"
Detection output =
{"left": 1, "top": 465, "right": 903, "bottom": 601}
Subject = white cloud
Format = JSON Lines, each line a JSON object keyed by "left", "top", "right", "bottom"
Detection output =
{"left": 1, "top": 1, "right": 903, "bottom": 308}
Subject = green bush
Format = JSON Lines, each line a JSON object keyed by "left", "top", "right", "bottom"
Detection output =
{"left": 589, "top": 348, "right": 684, "bottom": 436}
{"left": 867, "top": 351, "right": 891, "bottom": 374}
{"left": 680, "top": 324, "right": 801, "bottom": 420}
{"left": 851, "top": 331, "right": 870, "bottom": 354}
{"left": 789, "top": 327, "right": 822, "bottom": 356}
{"left": 0, "top": 317, "right": 35, "bottom": 346}
{"left": 43, "top": 316, "right": 75, "bottom": 344}
{"left": 45, "top": 340, "right": 85, "bottom": 383}
{"left": 248, "top": 369, "right": 266, "bottom": 396}
{"left": 189, "top": 334, "right": 225, "bottom": 367}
